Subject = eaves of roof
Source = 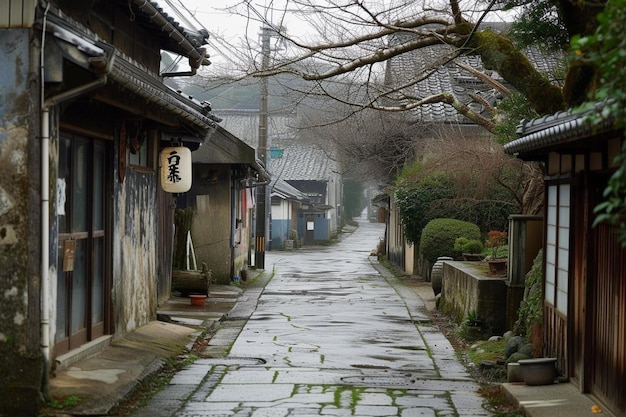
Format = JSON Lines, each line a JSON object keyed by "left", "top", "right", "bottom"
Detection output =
{"left": 109, "top": 53, "right": 218, "bottom": 130}
{"left": 192, "top": 125, "right": 270, "bottom": 181}
{"left": 504, "top": 101, "right": 619, "bottom": 158}
{"left": 193, "top": 125, "right": 256, "bottom": 164}
{"left": 46, "top": 13, "right": 219, "bottom": 133}
{"left": 271, "top": 178, "right": 309, "bottom": 201}
{"left": 133, "top": 0, "right": 210, "bottom": 68}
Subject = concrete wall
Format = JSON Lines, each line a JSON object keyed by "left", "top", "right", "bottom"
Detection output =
{"left": 190, "top": 165, "right": 232, "bottom": 284}
{"left": 441, "top": 261, "right": 507, "bottom": 334}
{"left": 0, "top": 28, "right": 44, "bottom": 415}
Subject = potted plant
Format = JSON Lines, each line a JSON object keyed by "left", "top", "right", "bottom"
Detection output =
{"left": 285, "top": 229, "right": 299, "bottom": 250}
{"left": 485, "top": 230, "right": 507, "bottom": 275}
{"left": 461, "top": 310, "right": 484, "bottom": 340}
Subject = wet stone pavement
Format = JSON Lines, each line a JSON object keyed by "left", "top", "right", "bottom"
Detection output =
{"left": 131, "top": 217, "right": 491, "bottom": 417}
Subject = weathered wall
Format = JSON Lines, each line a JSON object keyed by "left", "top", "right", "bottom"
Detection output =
{"left": 404, "top": 243, "right": 417, "bottom": 276}
{"left": 232, "top": 189, "right": 252, "bottom": 280}
{"left": 0, "top": 28, "right": 44, "bottom": 415}
{"left": 271, "top": 199, "right": 292, "bottom": 249}
{"left": 190, "top": 165, "right": 232, "bottom": 284}
{"left": 112, "top": 169, "right": 158, "bottom": 336}
{"left": 441, "top": 261, "right": 507, "bottom": 334}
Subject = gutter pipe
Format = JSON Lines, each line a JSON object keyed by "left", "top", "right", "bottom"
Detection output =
{"left": 39, "top": 1, "right": 51, "bottom": 380}
{"left": 39, "top": 6, "right": 115, "bottom": 370}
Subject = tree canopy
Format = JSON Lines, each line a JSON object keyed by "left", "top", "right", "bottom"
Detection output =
{"left": 202, "top": 0, "right": 625, "bottom": 233}
{"left": 220, "top": 0, "right": 607, "bottom": 126}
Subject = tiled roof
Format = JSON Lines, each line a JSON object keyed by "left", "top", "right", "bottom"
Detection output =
{"left": 271, "top": 143, "right": 337, "bottom": 182}
{"left": 126, "top": 0, "right": 210, "bottom": 66}
{"left": 386, "top": 23, "right": 564, "bottom": 124}
{"left": 149, "top": 0, "right": 209, "bottom": 48}
{"left": 271, "top": 178, "right": 309, "bottom": 201}
{"left": 211, "top": 111, "right": 297, "bottom": 150}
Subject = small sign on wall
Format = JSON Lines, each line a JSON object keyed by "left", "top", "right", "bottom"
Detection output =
{"left": 160, "top": 146, "right": 192, "bottom": 193}
{"left": 63, "top": 239, "right": 75, "bottom": 272}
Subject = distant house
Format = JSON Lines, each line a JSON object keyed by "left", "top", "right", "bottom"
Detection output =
{"left": 204, "top": 109, "right": 343, "bottom": 248}
{"left": 381, "top": 24, "right": 562, "bottom": 277}
{"left": 504, "top": 103, "right": 625, "bottom": 416}
{"left": 178, "top": 126, "right": 269, "bottom": 284}
{"left": 0, "top": 1, "right": 219, "bottom": 414}
{"left": 272, "top": 142, "right": 343, "bottom": 245}
{"left": 270, "top": 178, "right": 310, "bottom": 249}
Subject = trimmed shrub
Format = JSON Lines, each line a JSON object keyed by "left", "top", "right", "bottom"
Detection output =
{"left": 419, "top": 218, "right": 481, "bottom": 263}
{"left": 453, "top": 237, "right": 484, "bottom": 254}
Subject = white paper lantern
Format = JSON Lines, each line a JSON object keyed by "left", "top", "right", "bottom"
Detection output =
{"left": 160, "top": 146, "right": 192, "bottom": 193}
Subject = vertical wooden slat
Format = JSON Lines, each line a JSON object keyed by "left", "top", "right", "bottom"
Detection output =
{"left": 590, "top": 222, "right": 626, "bottom": 415}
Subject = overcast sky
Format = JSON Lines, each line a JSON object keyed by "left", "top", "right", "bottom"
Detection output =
{"left": 166, "top": 0, "right": 515, "bottom": 72}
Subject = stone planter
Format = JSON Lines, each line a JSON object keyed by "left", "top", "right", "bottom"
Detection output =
{"left": 463, "top": 253, "right": 485, "bottom": 261}
{"left": 519, "top": 358, "right": 557, "bottom": 385}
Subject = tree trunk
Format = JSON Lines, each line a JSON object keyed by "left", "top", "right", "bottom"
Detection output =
{"left": 462, "top": 29, "right": 565, "bottom": 115}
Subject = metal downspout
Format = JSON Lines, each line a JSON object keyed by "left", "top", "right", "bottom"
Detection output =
{"left": 39, "top": 1, "right": 51, "bottom": 381}
{"left": 40, "top": 9, "right": 115, "bottom": 372}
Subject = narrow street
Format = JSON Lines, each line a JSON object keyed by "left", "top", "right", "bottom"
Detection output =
{"left": 132, "top": 216, "right": 491, "bottom": 417}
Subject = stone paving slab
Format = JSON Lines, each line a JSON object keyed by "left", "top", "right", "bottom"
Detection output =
{"left": 128, "top": 219, "right": 491, "bottom": 417}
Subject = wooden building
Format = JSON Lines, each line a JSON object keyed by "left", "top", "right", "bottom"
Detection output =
{"left": 505, "top": 102, "right": 626, "bottom": 416}
{"left": 0, "top": 1, "right": 220, "bottom": 414}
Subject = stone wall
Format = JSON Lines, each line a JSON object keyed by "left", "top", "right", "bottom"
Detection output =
{"left": 440, "top": 261, "right": 507, "bottom": 334}
{"left": 0, "top": 28, "right": 44, "bottom": 416}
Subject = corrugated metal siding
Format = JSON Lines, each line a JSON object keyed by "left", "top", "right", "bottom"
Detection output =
{"left": 0, "top": 0, "right": 36, "bottom": 27}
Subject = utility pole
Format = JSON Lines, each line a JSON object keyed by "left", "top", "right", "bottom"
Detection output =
{"left": 255, "top": 25, "right": 271, "bottom": 269}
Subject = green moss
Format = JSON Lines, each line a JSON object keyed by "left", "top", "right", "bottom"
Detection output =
{"left": 466, "top": 339, "right": 507, "bottom": 365}
{"left": 514, "top": 250, "right": 543, "bottom": 338}
{"left": 469, "top": 29, "right": 564, "bottom": 115}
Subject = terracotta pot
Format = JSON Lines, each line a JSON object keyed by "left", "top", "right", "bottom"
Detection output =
{"left": 487, "top": 259, "right": 507, "bottom": 275}
{"left": 189, "top": 294, "right": 207, "bottom": 306}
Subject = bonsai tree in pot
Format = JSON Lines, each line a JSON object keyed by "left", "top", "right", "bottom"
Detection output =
{"left": 485, "top": 230, "right": 508, "bottom": 275}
